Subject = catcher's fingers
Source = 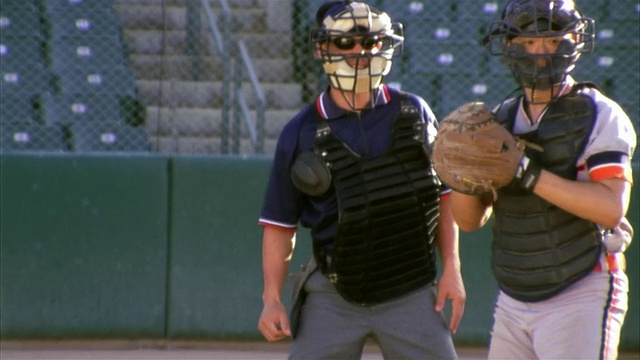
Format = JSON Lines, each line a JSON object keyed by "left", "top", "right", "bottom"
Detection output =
{"left": 258, "top": 302, "right": 291, "bottom": 341}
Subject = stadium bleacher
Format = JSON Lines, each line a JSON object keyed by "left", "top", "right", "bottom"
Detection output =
{"left": 0, "top": 0, "right": 148, "bottom": 153}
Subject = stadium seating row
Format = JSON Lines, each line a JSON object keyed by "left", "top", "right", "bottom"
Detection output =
{"left": 0, "top": 0, "right": 148, "bottom": 152}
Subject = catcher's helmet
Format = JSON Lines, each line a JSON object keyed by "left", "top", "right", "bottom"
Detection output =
{"left": 486, "top": 0, "right": 594, "bottom": 93}
{"left": 310, "top": 1, "right": 404, "bottom": 109}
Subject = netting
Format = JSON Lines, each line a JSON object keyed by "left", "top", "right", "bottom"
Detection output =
{"left": 1, "top": 0, "right": 638, "bottom": 156}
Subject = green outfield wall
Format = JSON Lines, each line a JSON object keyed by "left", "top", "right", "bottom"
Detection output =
{"left": 0, "top": 154, "right": 638, "bottom": 350}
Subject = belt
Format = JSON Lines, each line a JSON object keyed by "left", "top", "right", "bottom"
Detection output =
{"left": 594, "top": 252, "right": 626, "bottom": 272}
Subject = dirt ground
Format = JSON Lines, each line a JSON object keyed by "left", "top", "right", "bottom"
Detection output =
{"left": 1, "top": 340, "right": 638, "bottom": 359}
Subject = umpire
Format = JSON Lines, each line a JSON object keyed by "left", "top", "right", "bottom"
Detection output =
{"left": 256, "top": 1, "right": 466, "bottom": 359}
{"left": 450, "top": 0, "right": 636, "bottom": 359}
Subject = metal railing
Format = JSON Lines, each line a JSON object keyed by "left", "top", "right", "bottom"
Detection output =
{"left": 233, "top": 40, "right": 265, "bottom": 154}
{"left": 199, "top": 0, "right": 232, "bottom": 153}
{"left": 199, "top": 0, "right": 264, "bottom": 155}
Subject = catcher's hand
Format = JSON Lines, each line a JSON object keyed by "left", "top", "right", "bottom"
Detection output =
{"left": 433, "top": 102, "right": 542, "bottom": 198}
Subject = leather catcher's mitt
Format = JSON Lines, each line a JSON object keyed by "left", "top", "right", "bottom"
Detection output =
{"left": 433, "top": 102, "right": 526, "bottom": 197}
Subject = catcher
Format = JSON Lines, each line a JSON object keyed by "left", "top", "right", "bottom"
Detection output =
{"left": 436, "top": 0, "right": 637, "bottom": 359}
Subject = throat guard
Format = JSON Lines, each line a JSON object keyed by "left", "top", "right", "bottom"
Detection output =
{"left": 492, "top": 84, "right": 602, "bottom": 302}
{"left": 313, "top": 95, "right": 441, "bottom": 306}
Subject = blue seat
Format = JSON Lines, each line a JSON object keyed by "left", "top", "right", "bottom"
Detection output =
{"left": 0, "top": 35, "right": 44, "bottom": 70}
{"left": 45, "top": 0, "right": 115, "bottom": 13}
{"left": 605, "top": 0, "right": 640, "bottom": 21}
{"left": 407, "top": 44, "right": 483, "bottom": 75}
{"left": 404, "top": 20, "right": 483, "bottom": 47}
{"left": 382, "top": 0, "right": 453, "bottom": 22}
{"left": 0, "top": 122, "right": 67, "bottom": 152}
{"left": 574, "top": 48, "right": 639, "bottom": 84}
{"left": 56, "top": 65, "right": 137, "bottom": 97}
{"left": 49, "top": 35, "right": 127, "bottom": 72}
{"left": 41, "top": 93, "right": 124, "bottom": 125}
{"left": 595, "top": 20, "right": 640, "bottom": 49}
{"left": 68, "top": 121, "right": 150, "bottom": 152}
{"left": 453, "top": 0, "right": 501, "bottom": 21}
{"left": 44, "top": 4, "right": 123, "bottom": 39}
{"left": 439, "top": 74, "right": 519, "bottom": 117}
{"left": 0, "top": 93, "right": 36, "bottom": 123}
{"left": 0, "top": 62, "right": 51, "bottom": 96}
{"left": 0, "top": 0, "right": 43, "bottom": 37}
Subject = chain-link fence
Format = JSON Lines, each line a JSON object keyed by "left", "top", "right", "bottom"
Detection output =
{"left": 1, "top": 0, "right": 638, "bottom": 156}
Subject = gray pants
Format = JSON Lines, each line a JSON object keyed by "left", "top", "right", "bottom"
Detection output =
{"left": 289, "top": 270, "right": 458, "bottom": 360}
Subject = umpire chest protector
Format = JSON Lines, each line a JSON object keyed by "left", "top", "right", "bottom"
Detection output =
{"left": 493, "top": 84, "right": 602, "bottom": 302}
{"left": 313, "top": 96, "right": 441, "bottom": 306}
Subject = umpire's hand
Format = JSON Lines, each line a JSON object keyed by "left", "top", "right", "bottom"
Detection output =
{"left": 258, "top": 300, "right": 291, "bottom": 341}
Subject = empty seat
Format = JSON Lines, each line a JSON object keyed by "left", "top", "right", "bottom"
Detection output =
{"left": 439, "top": 74, "right": 519, "bottom": 116}
{"left": 574, "top": 1, "right": 606, "bottom": 21}
{"left": 46, "top": 0, "right": 115, "bottom": 13}
{"left": 0, "top": 0, "right": 43, "bottom": 37}
{"left": 0, "top": 93, "right": 36, "bottom": 122}
{"left": 404, "top": 20, "right": 483, "bottom": 47}
{"left": 0, "top": 62, "right": 51, "bottom": 96}
{"left": 0, "top": 122, "right": 67, "bottom": 152}
{"left": 573, "top": 48, "right": 639, "bottom": 83}
{"left": 56, "top": 65, "right": 137, "bottom": 96}
{"left": 49, "top": 35, "right": 127, "bottom": 72}
{"left": 0, "top": 35, "right": 44, "bottom": 70}
{"left": 41, "top": 93, "right": 124, "bottom": 125}
{"left": 44, "top": 5, "right": 123, "bottom": 39}
{"left": 453, "top": 0, "right": 500, "bottom": 22}
{"left": 605, "top": 0, "right": 640, "bottom": 21}
{"left": 407, "top": 44, "right": 483, "bottom": 75}
{"left": 382, "top": 0, "right": 452, "bottom": 22}
{"left": 595, "top": 20, "right": 640, "bottom": 49}
{"left": 69, "top": 121, "right": 150, "bottom": 152}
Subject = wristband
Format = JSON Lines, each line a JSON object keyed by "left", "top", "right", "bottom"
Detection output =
{"left": 515, "top": 155, "right": 542, "bottom": 192}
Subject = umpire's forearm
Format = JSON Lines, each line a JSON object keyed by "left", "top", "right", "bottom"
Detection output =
{"left": 261, "top": 226, "right": 296, "bottom": 304}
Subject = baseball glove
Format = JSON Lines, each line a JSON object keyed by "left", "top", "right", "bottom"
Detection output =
{"left": 433, "top": 102, "right": 528, "bottom": 198}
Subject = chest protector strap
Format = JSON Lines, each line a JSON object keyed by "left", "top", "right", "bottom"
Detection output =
{"left": 492, "top": 84, "right": 602, "bottom": 302}
{"left": 313, "top": 95, "right": 441, "bottom": 306}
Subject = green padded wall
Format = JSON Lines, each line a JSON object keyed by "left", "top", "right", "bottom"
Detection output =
{"left": 167, "top": 156, "right": 281, "bottom": 338}
{"left": 0, "top": 155, "right": 637, "bottom": 350}
{"left": 0, "top": 154, "right": 169, "bottom": 338}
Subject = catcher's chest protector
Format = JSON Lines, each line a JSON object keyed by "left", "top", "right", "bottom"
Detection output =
{"left": 313, "top": 96, "right": 440, "bottom": 306}
{"left": 492, "top": 85, "right": 602, "bottom": 302}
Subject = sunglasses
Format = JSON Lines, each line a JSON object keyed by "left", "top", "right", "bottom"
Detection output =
{"left": 331, "top": 36, "right": 381, "bottom": 50}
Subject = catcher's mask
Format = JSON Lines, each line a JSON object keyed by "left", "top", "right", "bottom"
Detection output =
{"left": 310, "top": 0, "right": 404, "bottom": 110}
{"left": 485, "top": 0, "right": 594, "bottom": 101}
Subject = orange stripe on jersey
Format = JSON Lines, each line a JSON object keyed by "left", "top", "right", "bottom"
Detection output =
{"left": 589, "top": 164, "right": 633, "bottom": 183}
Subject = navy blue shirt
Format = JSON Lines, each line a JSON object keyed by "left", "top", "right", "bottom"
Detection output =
{"left": 258, "top": 85, "right": 446, "bottom": 244}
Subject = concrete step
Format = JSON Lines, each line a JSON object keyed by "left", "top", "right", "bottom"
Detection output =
{"left": 137, "top": 79, "right": 303, "bottom": 110}
{"left": 114, "top": 4, "right": 267, "bottom": 33}
{"left": 113, "top": 0, "right": 260, "bottom": 9}
{"left": 145, "top": 106, "right": 297, "bottom": 138}
{"left": 130, "top": 54, "right": 294, "bottom": 82}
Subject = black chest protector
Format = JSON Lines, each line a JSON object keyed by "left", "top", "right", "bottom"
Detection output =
{"left": 493, "top": 84, "right": 602, "bottom": 302}
{"left": 312, "top": 96, "right": 441, "bottom": 306}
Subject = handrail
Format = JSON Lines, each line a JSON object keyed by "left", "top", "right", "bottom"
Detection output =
{"left": 200, "top": 0, "right": 232, "bottom": 154}
{"left": 233, "top": 40, "right": 265, "bottom": 154}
